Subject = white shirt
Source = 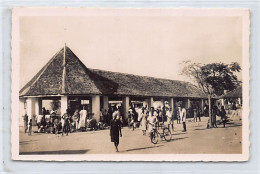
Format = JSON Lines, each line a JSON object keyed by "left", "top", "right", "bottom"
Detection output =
{"left": 181, "top": 108, "right": 186, "bottom": 122}
{"left": 79, "top": 110, "right": 87, "bottom": 119}
{"left": 166, "top": 110, "right": 172, "bottom": 119}
{"left": 137, "top": 108, "right": 142, "bottom": 121}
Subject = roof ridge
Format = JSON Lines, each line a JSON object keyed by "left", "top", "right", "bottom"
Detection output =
{"left": 61, "top": 44, "right": 66, "bottom": 94}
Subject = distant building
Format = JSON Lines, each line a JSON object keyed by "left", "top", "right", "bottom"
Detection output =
{"left": 19, "top": 45, "right": 207, "bottom": 125}
{"left": 220, "top": 86, "right": 242, "bottom": 109}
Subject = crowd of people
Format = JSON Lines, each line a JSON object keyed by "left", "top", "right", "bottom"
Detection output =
{"left": 107, "top": 103, "right": 190, "bottom": 152}
{"left": 22, "top": 102, "right": 193, "bottom": 136}
{"left": 23, "top": 100, "right": 231, "bottom": 152}
{"left": 127, "top": 103, "right": 189, "bottom": 134}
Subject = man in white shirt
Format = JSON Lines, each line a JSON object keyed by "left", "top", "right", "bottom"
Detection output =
{"left": 166, "top": 107, "right": 173, "bottom": 131}
{"left": 181, "top": 104, "right": 187, "bottom": 132}
{"left": 136, "top": 107, "right": 141, "bottom": 121}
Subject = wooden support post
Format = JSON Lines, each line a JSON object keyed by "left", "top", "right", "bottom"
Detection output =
{"left": 92, "top": 95, "right": 100, "bottom": 121}
{"left": 61, "top": 96, "right": 68, "bottom": 116}
{"left": 122, "top": 96, "right": 129, "bottom": 121}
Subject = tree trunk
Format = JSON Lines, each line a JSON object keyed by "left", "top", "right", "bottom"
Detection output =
{"left": 208, "top": 95, "right": 212, "bottom": 128}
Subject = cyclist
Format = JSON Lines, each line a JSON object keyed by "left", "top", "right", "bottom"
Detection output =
{"left": 147, "top": 108, "right": 158, "bottom": 140}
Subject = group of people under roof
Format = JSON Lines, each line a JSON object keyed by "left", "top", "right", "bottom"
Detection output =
{"left": 26, "top": 106, "right": 96, "bottom": 136}
{"left": 22, "top": 101, "right": 196, "bottom": 136}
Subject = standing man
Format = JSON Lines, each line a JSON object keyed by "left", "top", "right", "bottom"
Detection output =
{"left": 181, "top": 104, "right": 187, "bottom": 132}
{"left": 24, "top": 114, "right": 29, "bottom": 133}
{"left": 193, "top": 107, "right": 198, "bottom": 122}
{"left": 197, "top": 106, "right": 202, "bottom": 122}
{"left": 137, "top": 106, "right": 142, "bottom": 127}
{"left": 177, "top": 105, "right": 181, "bottom": 124}
{"left": 42, "top": 107, "right": 47, "bottom": 122}
{"left": 212, "top": 105, "right": 218, "bottom": 128}
{"left": 220, "top": 106, "right": 227, "bottom": 128}
{"left": 72, "top": 109, "right": 80, "bottom": 131}
{"left": 128, "top": 108, "right": 135, "bottom": 130}
{"left": 166, "top": 107, "right": 174, "bottom": 131}
{"left": 28, "top": 119, "right": 32, "bottom": 136}
{"left": 61, "top": 109, "right": 70, "bottom": 136}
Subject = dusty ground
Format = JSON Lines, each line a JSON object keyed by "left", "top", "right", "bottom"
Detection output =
{"left": 19, "top": 117, "right": 242, "bottom": 154}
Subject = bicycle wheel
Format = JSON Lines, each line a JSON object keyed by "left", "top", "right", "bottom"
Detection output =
{"left": 151, "top": 131, "right": 159, "bottom": 144}
{"left": 163, "top": 128, "right": 172, "bottom": 142}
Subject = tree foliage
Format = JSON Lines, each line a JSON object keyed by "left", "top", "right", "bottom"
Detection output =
{"left": 181, "top": 61, "right": 241, "bottom": 96}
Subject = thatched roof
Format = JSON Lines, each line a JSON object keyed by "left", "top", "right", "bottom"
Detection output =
{"left": 19, "top": 46, "right": 207, "bottom": 98}
{"left": 221, "top": 86, "right": 242, "bottom": 98}
{"left": 90, "top": 69, "right": 206, "bottom": 98}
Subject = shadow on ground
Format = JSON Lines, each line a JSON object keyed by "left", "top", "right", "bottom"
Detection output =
{"left": 19, "top": 140, "right": 38, "bottom": 145}
{"left": 125, "top": 145, "right": 163, "bottom": 152}
{"left": 194, "top": 122, "right": 242, "bottom": 131}
{"left": 19, "top": 149, "right": 89, "bottom": 155}
{"left": 173, "top": 132, "right": 187, "bottom": 136}
{"left": 157, "top": 137, "right": 188, "bottom": 144}
{"left": 171, "top": 137, "right": 188, "bottom": 141}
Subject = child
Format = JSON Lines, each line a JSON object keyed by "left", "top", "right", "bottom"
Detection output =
{"left": 28, "top": 119, "right": 32, "bottom": 136}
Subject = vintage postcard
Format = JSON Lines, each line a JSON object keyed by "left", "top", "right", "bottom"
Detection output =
{"left": 11, "top": 8, "right": 250, "bottom": 161}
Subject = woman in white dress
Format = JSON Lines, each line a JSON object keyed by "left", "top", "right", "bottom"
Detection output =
{"left": 140, "top": 109, "right": 147, "bottom": 135}
{"left": 79, "top": 106, "right": 87, "bottom": 131}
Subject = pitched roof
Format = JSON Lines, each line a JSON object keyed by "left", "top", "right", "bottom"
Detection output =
{"left": 221, "top": 86, "right": 242, "bottom": 98}
{"left": 19, "top": 46, "right": 207, "bottom": 98}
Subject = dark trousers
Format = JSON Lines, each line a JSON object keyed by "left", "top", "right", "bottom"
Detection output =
{"left": 198, "top": 116, "right": 201, "bottom": 122}
{"left": 182, "top": 122, "right": 186, "bottom": 131}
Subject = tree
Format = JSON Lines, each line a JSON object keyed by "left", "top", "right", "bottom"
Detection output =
{"left": 181, "top": 61, "right": 241, "bottom": 127}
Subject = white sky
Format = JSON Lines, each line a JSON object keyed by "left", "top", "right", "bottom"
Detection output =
{"left": 19, "top": 12, "right": 243, "bottom": 89}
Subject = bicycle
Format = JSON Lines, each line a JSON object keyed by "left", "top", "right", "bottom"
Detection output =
{"left": 149, "top": 122, "right": 172, "bottom": 144}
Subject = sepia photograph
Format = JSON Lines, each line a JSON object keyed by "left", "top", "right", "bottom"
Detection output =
{"left": 11, "top": 8, "right": 250, "bottom": 161}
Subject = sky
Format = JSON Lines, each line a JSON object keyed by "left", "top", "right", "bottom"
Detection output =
{"left": 19, "top": 12, "right": 243, "bottom": 89}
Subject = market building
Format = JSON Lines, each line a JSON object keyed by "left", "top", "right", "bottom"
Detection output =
{"left": 19, "top": 45, "right": 207, "bottom": 125}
